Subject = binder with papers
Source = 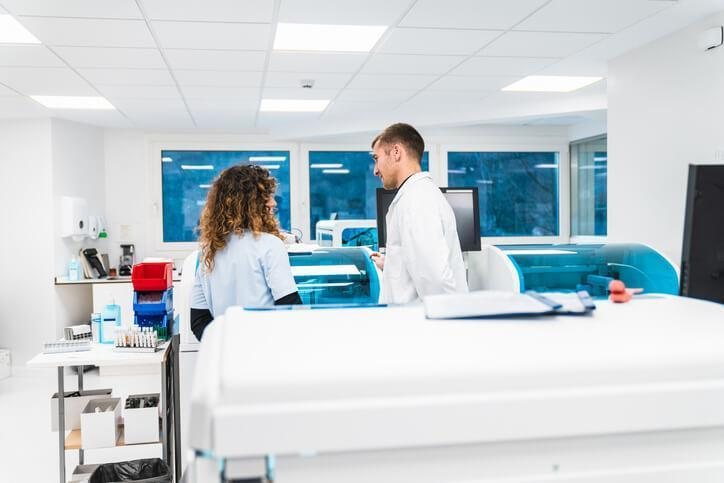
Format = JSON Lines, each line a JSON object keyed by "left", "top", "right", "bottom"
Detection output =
{"left": 423, "top": 290, "right": 561, "bottom": 319}
{"left": 423, "top": 290, "right": 596, "bottom": 319}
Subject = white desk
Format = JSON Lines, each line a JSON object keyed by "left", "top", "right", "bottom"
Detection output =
{"left": 187, "top": 295, "right": 724, "bottom": 482}
{"left": 27, "top": 338, "right": 181, "bottom": 483}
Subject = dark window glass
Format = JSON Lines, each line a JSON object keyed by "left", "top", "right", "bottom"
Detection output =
{"left": 161, "top": 150, "right": 291, "bottom": 242}
{"left": 447, "top": 152, "right": 559, "bottom": 237}
{"left": 309, "top": 151, "right": 429, "bottom": 239}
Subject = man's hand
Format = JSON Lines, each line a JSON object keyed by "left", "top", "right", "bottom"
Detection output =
{"left": 370, "top": 252, "right": 385, "bottom": 271}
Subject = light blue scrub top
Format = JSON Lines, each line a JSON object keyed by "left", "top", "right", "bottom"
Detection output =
{"left": 190, "top": 231, "right": 298, "bottom": 317}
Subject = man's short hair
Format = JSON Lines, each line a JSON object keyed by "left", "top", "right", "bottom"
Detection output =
{"left": 371, "top": 123, "right": 424, "bottom": 162}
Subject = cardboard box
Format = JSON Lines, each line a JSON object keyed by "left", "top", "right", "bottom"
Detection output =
{"left": 123, "top": 393, "right": 160, "bottom": 444}
{"left": 80, "top": 398, "right": 121, "bottom": 449}
{"left": 50, "top": 388, "right": 112, "bottom": 431}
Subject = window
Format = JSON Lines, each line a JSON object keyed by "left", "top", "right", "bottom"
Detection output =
{"left": 570, "top": 135, "right": 607, "bottom": 236}
{"left": 308, "top": 151, "right": 429, "bottom": 239}
{"left": 447, "top": 151, "right": 560, "bottom": 237}
{"left": 161, "top": 150, "right": 291, "bottom": 243}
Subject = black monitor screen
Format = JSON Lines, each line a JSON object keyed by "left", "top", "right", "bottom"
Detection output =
{"left": 680, "top": 164, "right": 724, "bottom": 303}
{"left": 376, "top": 187, "right": 481, "bottom": 251}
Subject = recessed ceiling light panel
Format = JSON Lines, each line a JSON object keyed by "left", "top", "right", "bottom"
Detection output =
{"left": 274, "top": 23, "right": 386, "bottom": 52}
{"left": 260, "top": 99, "right": 330, "bottom": 112}
{"left": 31, "top": 96, "right": 116, "bottom": 110}
{"left": 0, "top": 15, "right": 41, "bottom": 44}
{"left": 502, "top": 76, "right": 603, "bottom": 93}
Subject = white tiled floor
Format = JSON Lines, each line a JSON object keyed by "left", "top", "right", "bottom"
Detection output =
{"left": 0, "top": 367, "right": 162, "bottom": 482}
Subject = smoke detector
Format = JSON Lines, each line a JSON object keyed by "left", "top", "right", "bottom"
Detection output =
{"left": 300, "top": 79, "right": 315, "bottom": 89}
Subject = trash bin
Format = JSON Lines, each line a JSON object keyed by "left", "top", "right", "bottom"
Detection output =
{"left": 89, "top": 458, "right": 171, "bottom": 482}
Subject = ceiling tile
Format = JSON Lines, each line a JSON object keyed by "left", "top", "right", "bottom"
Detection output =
{"left": 323, "top": 100, "right": 390, "bottom": 118}
{"left": 279, "top": 0, "right": 411, "bottom": 25}
{"left": 515, "top": 0, "right": 669, "bottom": 33}
{"left": 79, "top": 68, "right": 174, "bottom": 85}
{"left": 405, "top": 90, "right": 490, "bottom": 104}
{"left": 142, "top": 0, "right": 273, "bottom": 22}
{"left": 337, "top": 89, "right": 417, "bottom": 102}
{"left": 97, "top": 84, "right": 181, "bottom": 99}
{"left": 261, "top": 87, "right": 338, "bottom": 100}
{"left": 111, "top": 97, "right": 187, "bottom": 112}
{"left": 3, "top": 0, "right": 142, "bottom": 18}
{"left": 152, "top": 21, "right": 271, "bottom": 50}
{"left": 400, "top": 0, "right": 548, "bottom": 29}
{"left": 51, "top": 109, "right": 134, "bottom": 128}
{"left": 173, "top": 70, "right": 263, "bottom": 87}
{"left": 480, "top": 31, "right": 607, "bottom": 58}
{"left": 362, "top": 54, "right": 465, "bottom": 75}
{"left": 347, "top": 74, "right": 436, "bottom": 90}
{"left": 428, "top": 75, "right": 521, "bottom": 91}
{"left": 54, "top": 47, "right": 166, "bottom": 69}
{"left": 182, "top": 85, "right": 260, "bottom": 101}
{"left": 0, "top": 83, "right": 19, "bottom": 96}
{"left": 451, "top": 56, "right": 557, "bottom": 76}
{"left": 268, "top": 52, "right": 367, "bottom": 73}
{"left": 0, "top": 96, "right": 48, "bottom": 118}
{"left": 0, "top": 67, "right": 95, "bottom": 95}
{"left": 19, "top": 18, "right": 156, "bottom": 48}
{"left": 164, "top": 49, "right": 266, "bottom": 71}
{"left": 537, "top": 57, "right": 607, "bottom": 77}
{"left": 191, "top": 109, "right": 257, "bottom": 130}
{"left": 129, "top": 109, "right": 195, "bottom": 129}
{"left": 0, "top": 45, "right": 64, "bottom": 67}
{"left": 185, "top": 97, "right": 259, "bottom": 111}
{"left": 264, "top": 71, "right": 353, "bottom": 89}
{"left": 379, "top": 28, "right": 500, "bottom": 55}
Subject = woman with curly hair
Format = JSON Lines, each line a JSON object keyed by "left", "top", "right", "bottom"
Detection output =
{"left": 189, "top": 164, "right": 301, "bottom": 340}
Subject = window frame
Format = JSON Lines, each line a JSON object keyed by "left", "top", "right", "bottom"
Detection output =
{"left": 441, "top": 143, "right": 570, "bottom": 245}
{"left": 301, "top": 144, "right": 441, "bottom": 242}
{"left": 569, "top": 133, "right": 608, "bottom": 243}
{"left": 149, "top": 139, "right": 299, "bottom": 256}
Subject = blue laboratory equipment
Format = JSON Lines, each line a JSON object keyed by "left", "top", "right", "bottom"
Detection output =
{"left": 289, "top": 247, "right": 381, "bottom": 305}
{"left": 497, "top": 243, "right": 679, "bottom": 297}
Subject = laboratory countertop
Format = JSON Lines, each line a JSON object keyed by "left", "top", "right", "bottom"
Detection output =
{"left": 55, "top": 275, "right": 182, "bottom": 285}
{"left": 27, "top": 341, "right": 170, "bottom": 368}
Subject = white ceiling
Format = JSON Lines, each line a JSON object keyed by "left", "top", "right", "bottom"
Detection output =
{"left": 0, "top": 0, "right": 721, "bottom": 135}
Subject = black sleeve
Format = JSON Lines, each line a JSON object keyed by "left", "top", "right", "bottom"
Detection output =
{"left": 274, "top": 291, "right": 302, "bottom": 306}
{"left": 190, "top": 308, "right": 214, "bottom": 341}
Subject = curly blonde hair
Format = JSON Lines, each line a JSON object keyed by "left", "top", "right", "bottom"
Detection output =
{"left": 198, "top": 164, "right": 281, "bottom": 271}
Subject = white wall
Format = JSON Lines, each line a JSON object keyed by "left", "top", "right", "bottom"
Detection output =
{"left": 0, "top": 119, "right": 55, "bottom": 364}
{"left": 608, "top": 12, "right": 724, "bottom": 262}
{"left": 102, "top": 124, "right": 572, "bottom": 264}
{"left": 52, "top": 118, "right": 107, "bottom": 276}
{"left": 51, "top": 118, "right": 106, "bottom": 338}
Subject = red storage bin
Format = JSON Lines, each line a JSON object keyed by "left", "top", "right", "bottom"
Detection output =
{"left": 132, "top": 262, "right": 173, "bottom": 291}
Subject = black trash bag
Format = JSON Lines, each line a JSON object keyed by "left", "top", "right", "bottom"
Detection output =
{"left": 89, "top": 458, "right": 171, "bottom": 483}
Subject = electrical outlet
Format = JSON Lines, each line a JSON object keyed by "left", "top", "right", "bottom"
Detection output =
{"left": 715, "top": 149, "right": 724, "bottom": 162}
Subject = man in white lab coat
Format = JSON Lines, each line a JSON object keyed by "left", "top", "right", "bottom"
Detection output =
{"left": 370, "top": 123, "right": 468, "bottom": 304}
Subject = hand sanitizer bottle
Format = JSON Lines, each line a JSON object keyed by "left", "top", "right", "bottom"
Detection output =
{"left": 100, "top": 298, "right": 122, "bottom": 344}
{"left": 68, "top": 257, "right": 81, "bottom": 281}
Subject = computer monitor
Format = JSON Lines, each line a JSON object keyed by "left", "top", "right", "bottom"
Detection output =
{"left": 680, "top": 164, "right": 724, "bottom": 303}
{"left": 376, "top": 187, "right": 481, "bottom": 251}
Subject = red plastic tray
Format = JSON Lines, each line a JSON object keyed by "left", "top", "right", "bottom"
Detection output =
{"left": 132, "top": 262, "right": 173, "bottom": 291}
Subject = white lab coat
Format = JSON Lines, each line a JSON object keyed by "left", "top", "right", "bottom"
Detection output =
{"left": 380, "top": 172, "right": 469, "bottom": 304}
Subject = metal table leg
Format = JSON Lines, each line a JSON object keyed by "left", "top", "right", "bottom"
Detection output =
{"left": 77, "top": 365, "right": 84, "bottom": 465}
{"left": 172, "top": 336, "right": 182, "bottom": 481}
{"left": 161, "top": 355, "right": 168, "bottom": 469}
{"left": 58, "top": 366, "right": 65, "bottom": 483}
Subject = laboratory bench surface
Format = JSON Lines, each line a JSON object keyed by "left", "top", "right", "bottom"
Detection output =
{"left": 55, "top": 275, "right": 182, "bottom": 285}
